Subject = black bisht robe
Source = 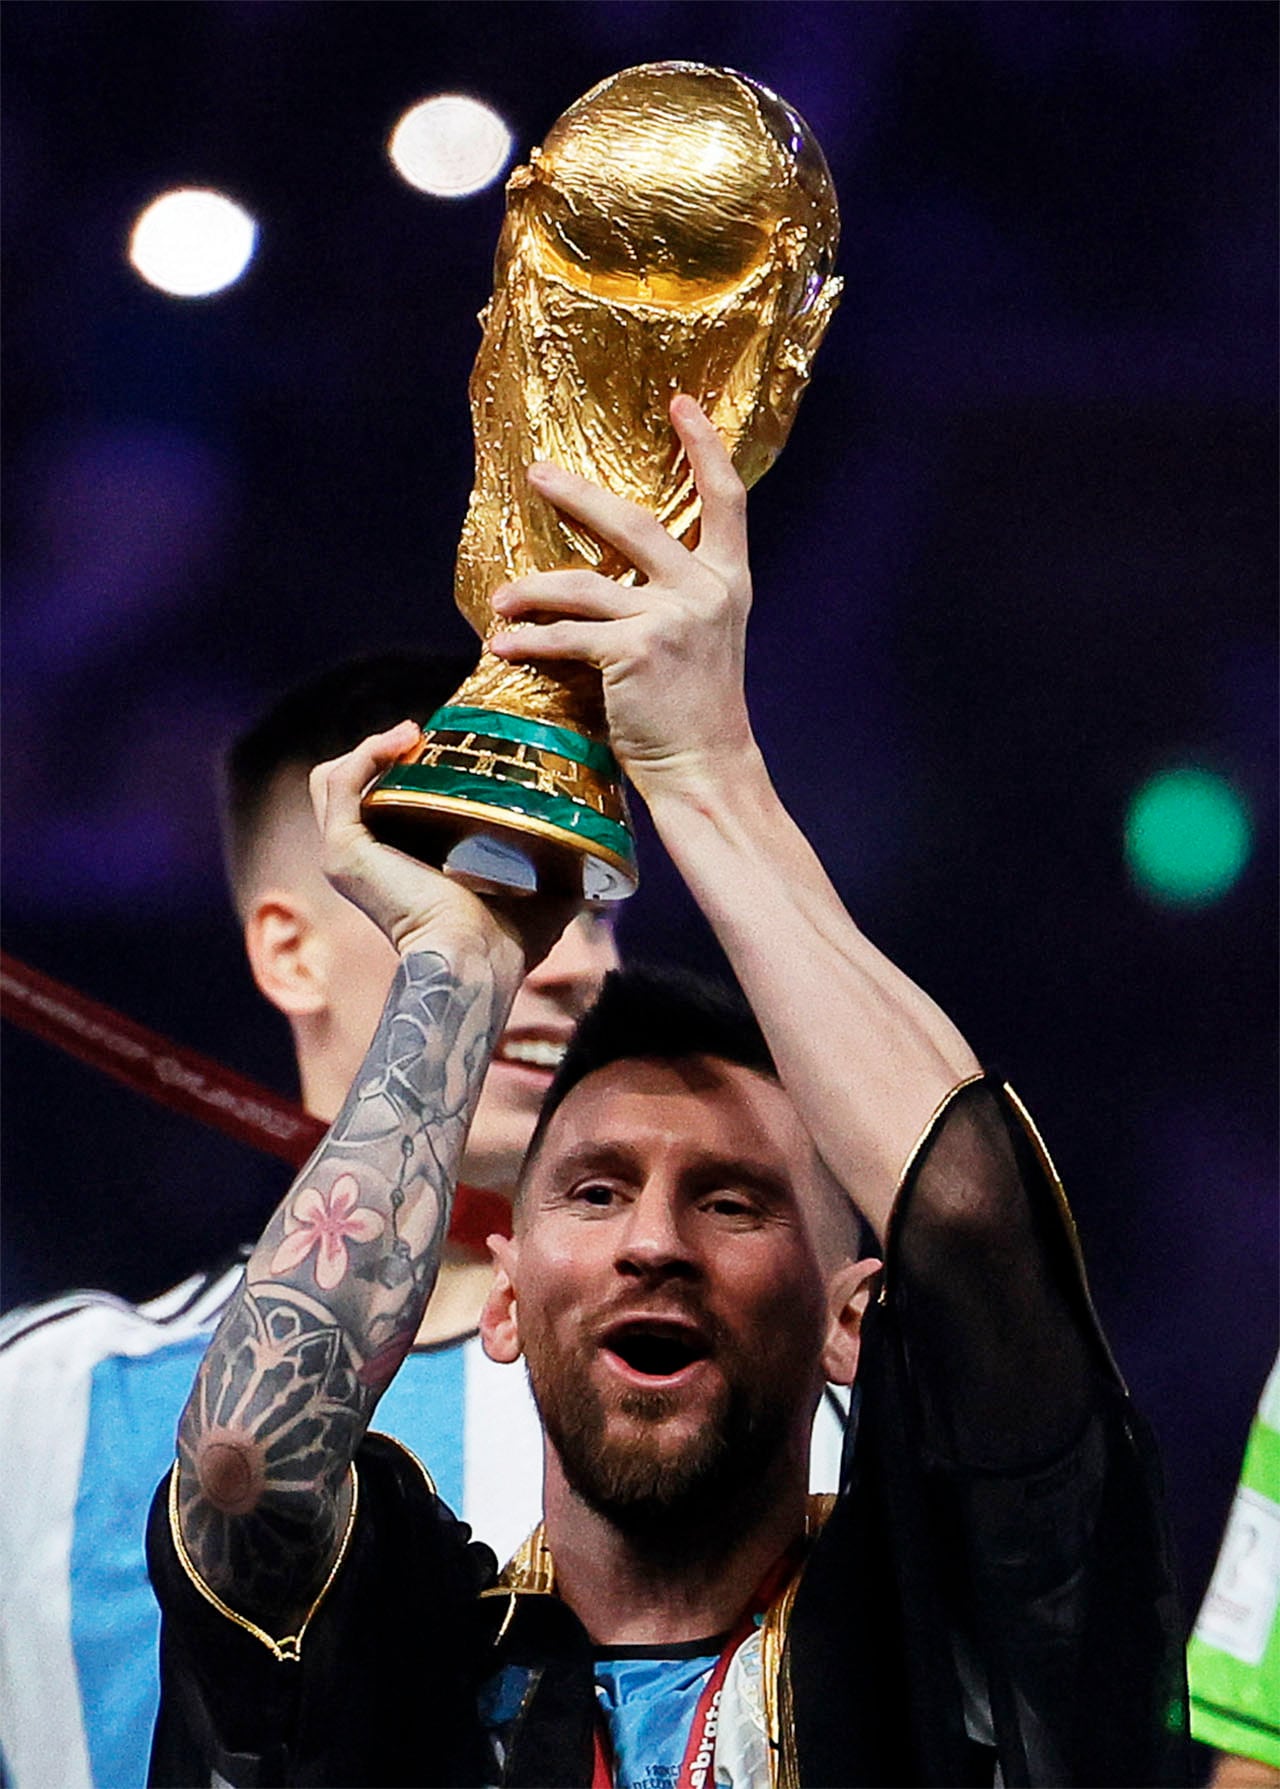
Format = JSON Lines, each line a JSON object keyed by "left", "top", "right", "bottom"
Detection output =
{"left": 148, "top": 1077, "right": 1190, "bottom": 1786}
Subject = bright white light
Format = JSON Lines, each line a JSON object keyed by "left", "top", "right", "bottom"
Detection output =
{"left": 388, "top": 95, "right": 513, "bottom": 198}
{"left": 128, "top": 188, "right": 258, "bottom": 298}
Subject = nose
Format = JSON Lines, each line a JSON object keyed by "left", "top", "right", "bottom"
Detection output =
{"left": 523, "top": 911, "right": 619, "bottom": 1011}
{"left": 614, "top": 1178, "right": 699, "bottom": 1282}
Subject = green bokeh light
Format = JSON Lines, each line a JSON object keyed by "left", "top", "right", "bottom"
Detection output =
{"left": 1125, "top": 769, "right": 1252, "bottom": 907}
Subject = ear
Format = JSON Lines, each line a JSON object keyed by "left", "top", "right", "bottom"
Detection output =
{"left": 479, "top": 1234, "right": 521, "bottom": 1365}
{"left": 821, "top": 1255, "right": 882, "bottom": 1388}
{"left": 243, "top": 893, "right": 327, "bottom": 1018}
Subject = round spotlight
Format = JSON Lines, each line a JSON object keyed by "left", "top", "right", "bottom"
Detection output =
{"left": 1125, "top": 768, "right": 1253, "bottom": 907}
{"left": 388, "top": 95, "right": 513, "bottom": 198}
{"left": 128, "top": 188, "right": 258, "bottom": 298}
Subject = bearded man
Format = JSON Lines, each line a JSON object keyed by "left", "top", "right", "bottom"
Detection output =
{"left": 147, "top": 398, "right": 1188, "bottom": 1786}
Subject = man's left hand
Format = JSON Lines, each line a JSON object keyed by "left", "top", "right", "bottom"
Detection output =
{"left": 489, "top": 395, "right": 759, "bottom": 809}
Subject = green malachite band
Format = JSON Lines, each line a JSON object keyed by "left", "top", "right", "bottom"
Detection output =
{"left": 427, "top": 706, "right": 620, "bottom": 779}
{"left": 374, "top": 763, "right": 636, "bottom": 866}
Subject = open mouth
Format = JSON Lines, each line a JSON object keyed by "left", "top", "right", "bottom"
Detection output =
{"left": 600, "top": 1320, "right": 712, "bottom": 1382}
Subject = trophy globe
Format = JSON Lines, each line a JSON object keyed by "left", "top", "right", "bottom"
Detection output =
{"left": 363, "top": 61, "right": 841, "bottom": 901}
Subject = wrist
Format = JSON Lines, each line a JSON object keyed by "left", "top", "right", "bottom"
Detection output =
{"left": 635, "top": 736, "right": 771, "bottom": 826}
{"left": 396, "top": 916, "right": 525, "bottom": 995}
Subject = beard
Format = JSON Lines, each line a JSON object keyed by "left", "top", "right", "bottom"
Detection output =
{"left": 522, "top": 1297, "right": 809, "bottom": 1547}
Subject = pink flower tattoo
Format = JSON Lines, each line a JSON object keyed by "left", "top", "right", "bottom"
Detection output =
{"left": 269, "top": 1174, "right": 385, "bottom": 1291}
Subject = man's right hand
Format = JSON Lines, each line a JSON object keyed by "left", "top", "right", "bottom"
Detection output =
{"left": 309, "top": 720, "right": 572, "bottom": 974}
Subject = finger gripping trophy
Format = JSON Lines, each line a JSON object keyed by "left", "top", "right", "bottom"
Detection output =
{"left": 362, "top": 61, "right": 841, "bottom": 901}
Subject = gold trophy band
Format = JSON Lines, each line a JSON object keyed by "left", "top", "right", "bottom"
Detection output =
{"left": 362, "top": 60, "right": 842, "bottom": 901}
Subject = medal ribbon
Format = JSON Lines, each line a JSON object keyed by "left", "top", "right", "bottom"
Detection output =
{"left": 0, "top": 949, "right": 510, "bottom": 1250}
{"left": 591, "top": 1551, "right": 798, "bottom": 1789}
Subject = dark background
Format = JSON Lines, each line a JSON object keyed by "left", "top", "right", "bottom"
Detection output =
{"left": 3, "top": 0, "right": 1275, "bottom": 1684}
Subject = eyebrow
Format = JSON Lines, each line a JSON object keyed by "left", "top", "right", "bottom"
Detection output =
{"left": 539, "top": 1140, "right": 797, "bottom": 1207}
{"left": 539, "top": 1140, "right": 643, "bottom": 1185}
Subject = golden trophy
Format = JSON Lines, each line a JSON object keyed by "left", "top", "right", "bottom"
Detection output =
{"left": 362, "top": 61, "right": 841, "bottom": 900}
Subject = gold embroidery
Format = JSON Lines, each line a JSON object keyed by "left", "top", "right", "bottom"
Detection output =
{"left": 998, "top": 1084, "right": 1125, "bottom": 1387}
{"left": 167, "top": 1460, "right": 359, "bottom": 1662}
{"left": 488, "top": 1520, "right": 557, "bottom": 1594}
{"left": 477, "top": 1519, "right": 556, "bottom": 1646}
{"left": 761, "top": 1495, "right": 833, "bottom": 1789}
{"left": 366, "top": 1428, "right": 438, "bottom": 1497}
{"left": 878, "top": 1071, "right": 988, "bottom": 1302}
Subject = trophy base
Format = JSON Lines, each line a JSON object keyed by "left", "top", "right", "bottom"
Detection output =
{"left": 361, "top": 705, "right": 638, "bottom": 904}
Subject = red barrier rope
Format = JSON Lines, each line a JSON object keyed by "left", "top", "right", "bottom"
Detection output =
{"left": 0, "top": 951, "right": 511, "bottom": 1250}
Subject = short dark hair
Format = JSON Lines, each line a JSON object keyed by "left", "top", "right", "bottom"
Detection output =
{"left": 522, "top": 963, "right": 777, "bottom": 1173}
{"left": 220, "top": 650, "right": 471, "bottom": 898}
{"left": 521, "top": 963, "right": 868, "bottom": 1260}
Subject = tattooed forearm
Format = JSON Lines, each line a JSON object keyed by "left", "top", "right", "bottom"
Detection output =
{"left": 176, "top": 946, "right": 513, "bottom": 1620}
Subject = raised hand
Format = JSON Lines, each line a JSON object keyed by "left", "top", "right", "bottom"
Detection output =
{"left": 310, "top": 720, "right": 574, "bottom": 971}
{"left": 492, "top": 396, "right": 979, "bottom": 1242}
{"left": 175, "top": 922, "right": 517, "bottom": 1628}
{"left": 174, "top": 727, "right": 564, "bottom": 1629}
{"left": 488, "top": 395, "right": 759, "bottom": 809}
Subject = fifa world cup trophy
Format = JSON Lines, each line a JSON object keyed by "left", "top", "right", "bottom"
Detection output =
{"left": 362, "top": 61, "right": 841, "bottom": 900}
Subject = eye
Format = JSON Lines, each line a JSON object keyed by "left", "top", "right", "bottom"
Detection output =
{"left": 569, "top": 1180, "right": 620, "bottom": 1211}
{"left": 702, "top": 1192, "right": 761, "bottom": 1223}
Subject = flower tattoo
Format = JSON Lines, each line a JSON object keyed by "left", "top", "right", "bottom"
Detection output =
{"left": 269, "top": 1174, "right": 385, "bottom": 1291}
